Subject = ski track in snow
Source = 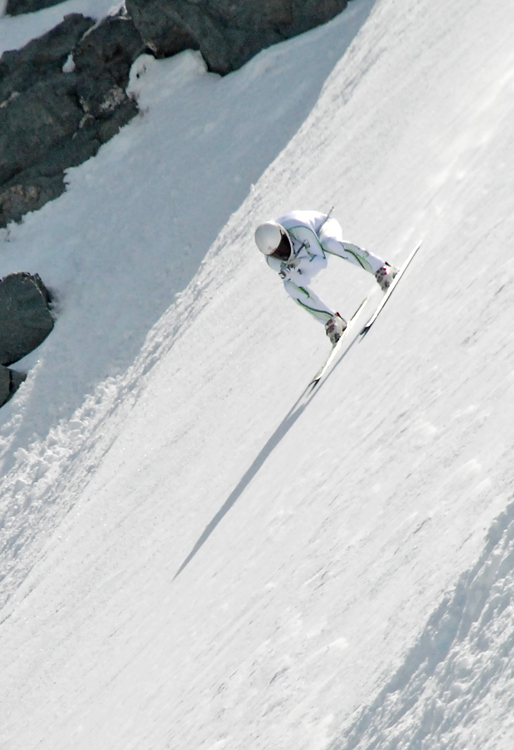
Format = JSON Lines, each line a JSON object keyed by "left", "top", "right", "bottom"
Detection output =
{"left": 2, "top": 0, "right": 514, "bottom": 748}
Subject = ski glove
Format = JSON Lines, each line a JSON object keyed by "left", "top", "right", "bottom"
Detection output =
{"left": 278, "top": 263, "right": 302, "bottom": 283}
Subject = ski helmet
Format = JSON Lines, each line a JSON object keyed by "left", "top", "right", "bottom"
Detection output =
{"left": 254, "top": 221, "right": 292, "bottom": 262}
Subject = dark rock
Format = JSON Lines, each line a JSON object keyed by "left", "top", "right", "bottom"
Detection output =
{"left": 96, "top": 96, "right": 140, "bottom": 142}
{"left": 0, "top": 175, "right": 65, "bottom": 226}
{"left": 0, "top": 365, "right": 26, "bottom": 408}
{"left": 0, "top": 14, "right": 144, "bottom": 228}
{"left": 125, "top": 0, "right": 199, "bottom": 59}
{"left": 72, "top": 17, "right": 146, "bottom": 120}
{"left": 0, "top": 88, "right": 138, "bottom": 226}
{"left": 0, "top": 273, "right": 54, "bottom": 366}
{"left": 125, "top": 0, "right": 348, "bottom": 74}
{"left": 0, "top": 75, "right": 84, "bottom": 186}
{"left": 0, "top": 14, "right": 95, "bottom": 101}
{"left": 6, "top": 0, "right": 63, "bottom": 16}
{"left": 74, "top": 15, "right": 147, "bottom": 87}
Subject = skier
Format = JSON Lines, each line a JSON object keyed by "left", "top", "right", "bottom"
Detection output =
{"left": 255, "top": 209, "right": 398, "bottom": 344}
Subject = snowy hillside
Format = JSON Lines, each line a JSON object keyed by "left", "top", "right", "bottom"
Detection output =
{"left": 2, "top": 0, "right": 514, "bottom": 748}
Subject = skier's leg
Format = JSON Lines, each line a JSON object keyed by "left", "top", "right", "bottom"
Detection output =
{"left": 319, "top": 218, "right": 385, "bottom": 274}
{"left": 283, "top": 280, "right": 335, "bottom": 324}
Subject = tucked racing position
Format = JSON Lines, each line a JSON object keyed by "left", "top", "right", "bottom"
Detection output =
{"left": 255, "top": 210, "right": 398, "bottom": 344}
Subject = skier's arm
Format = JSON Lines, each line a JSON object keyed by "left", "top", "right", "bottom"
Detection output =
{"left": 278, "top": 263, "right": 304, "bottom": 284}
{"left": 268, "top": 253, "right": 326, "bottom": 285}
{"left": 266, "top": 255, "right": 282, "bottom": 273}
{"left": 282, "top": 280, "right": 335, "bottom": 324}
{"left": 295, "top": 251, "right": 326, "bottom": 281}
{"left": 266, "top": 254, "right": 307, "bottom": 284}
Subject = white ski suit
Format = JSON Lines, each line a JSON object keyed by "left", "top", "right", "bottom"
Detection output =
{"left": 265, "top": 210, "right": 386, "bottom": 324}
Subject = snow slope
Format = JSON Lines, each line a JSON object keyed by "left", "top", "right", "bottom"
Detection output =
{"left": 2, "top": 0, "right": 514, "bottom": 748}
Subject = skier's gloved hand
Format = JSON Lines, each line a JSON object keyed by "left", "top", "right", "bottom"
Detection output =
{"left": 279, "top": 263, "right": 302, "bottom": 282}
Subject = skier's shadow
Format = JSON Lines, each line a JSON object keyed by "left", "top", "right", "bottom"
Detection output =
{"left": 173, "top": 334, "right": 362, "bottom": 579}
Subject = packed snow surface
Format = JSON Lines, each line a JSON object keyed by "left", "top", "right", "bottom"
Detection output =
{"left": 2, "top": 0, "right": 514, "bottom": 748}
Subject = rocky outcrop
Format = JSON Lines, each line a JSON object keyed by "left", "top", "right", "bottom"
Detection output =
{"left": 0, "top": 13, "right": 145, "bottom": 227}
{"left": 125, "top": 0, "right": 349, "bottom": 74}
{"left": 0, "top": 0, "right": 351, "bottom": 408}
{"left": 1, "top": 0, "right": 349, "bottom": 227}
{"left": 0, "top": 365, "right": 27, "bottom": 408}
{"left": 0, "top": 272, "right": 54, "bottom": 366}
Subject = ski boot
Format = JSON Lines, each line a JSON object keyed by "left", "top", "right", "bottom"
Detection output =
{"left": 375, "top": 262, "right": 399, "bottom": 292}
{"left": 325, "top": 313, "right": 347, "bottom": 345}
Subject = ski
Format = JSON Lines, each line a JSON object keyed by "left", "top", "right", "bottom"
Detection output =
{"left": 360, "top": 241, "right": 422, "bottom": 338}
{"left": 308, "top": 296, "right": 369, "bottom": 391}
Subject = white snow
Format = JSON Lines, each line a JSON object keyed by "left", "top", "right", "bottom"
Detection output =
{"left": 2, "top": 0, "right": 514, "bottom": 748}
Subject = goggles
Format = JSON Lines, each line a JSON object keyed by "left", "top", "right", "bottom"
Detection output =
{"left": 270, "top": 231, "right": 292, "bottom": 262}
